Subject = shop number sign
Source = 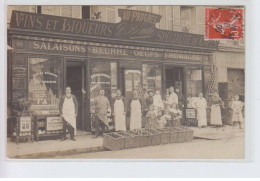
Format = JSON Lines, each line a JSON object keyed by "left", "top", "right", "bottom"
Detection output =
{"left": 46, "top": 117, "right": 63, "bottom": 131}
{"left": 20, "top": 116, "right": 32, "bottom": 132}
{"left": 186, "top": 109, "right": 196, "bottom": 119}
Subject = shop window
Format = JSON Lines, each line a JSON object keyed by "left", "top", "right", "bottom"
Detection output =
{"left": 142, "top": 64, "right": 162, "bottom": 93}
{"left": 90, "top": 61, "right": 117, "bottom": 101}
{"left": 186, "top": 66, "right": 203, "bottom": 98}
{"left": 28, "top": 57, "right": 63, "bottom": 111}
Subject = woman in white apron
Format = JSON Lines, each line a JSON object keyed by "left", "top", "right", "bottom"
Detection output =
{"left": 194, "top": 93, "right": 207, "bottom": 128}
{"left": 113, "top": 89, "right": 126, "bottom": 131}
{"left": 59, "top": 87, "right": 78, "bottom": 141}
{"left": 129, "top": 90, "right": 142, "bottom": 130}
{"left": 210, "top": 91, "right": 223, "bottom": 126}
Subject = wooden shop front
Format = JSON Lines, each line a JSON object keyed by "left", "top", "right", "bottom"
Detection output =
{"left": 7, "top": 10, "right": 218, "bottom": 139}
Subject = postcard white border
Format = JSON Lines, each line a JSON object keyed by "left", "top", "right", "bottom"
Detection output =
{"left": 1, "top": 0, "right": 259, "bottom": 178}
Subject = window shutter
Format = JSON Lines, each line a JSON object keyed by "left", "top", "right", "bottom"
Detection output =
{"left": 72, "top": 6, "right": 81, "bottom": 19}
{"left": 106, "top": 7, "right": 116, "bottom": 23}
{"left": 42, "top": 6, "right": 55, "bottom": 15}
{"left": 61, "top": 6, "right": 72, "bottom": 17}
{"left": 16, "top": 6, "right": 30, "bottom": 12}
{"left": 138, "top": 6, "right": 146, "bottom": 12}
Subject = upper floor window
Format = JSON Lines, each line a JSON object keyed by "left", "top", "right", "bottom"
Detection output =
{"left": 166, "top": 6, "right": 173, "bottom": 30}
{"left": 180, "top": 6, "right": 193, "bottom": 33}
{"left": 82, "top": 6, "right": 91, "bottom": 19}
{"left": 106, "top": 7, "right": 117, "bottom": 23}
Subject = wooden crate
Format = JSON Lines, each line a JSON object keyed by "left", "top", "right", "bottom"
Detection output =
{"left": 169, "top": 128, "right": 179, "bottom": 143}
{"left": 156, "top": 128, "right": 170, "bottom": 144}
{"left": 175, "top": 127, "right": 187, "bottom": 143}
{"left": 150, "top": 129, "right": 161, "bottom": 145}
{"left": 127, "top": 130, "right": 143, "bottom": 148}
{"left": 103, "top": 132, "right": 125, "bottom": 151}
{"left": 186, "top": 129, "right": 194, "bottom": 142}
{"left": 117, "top": 131, "right": 135, "bottom": 149}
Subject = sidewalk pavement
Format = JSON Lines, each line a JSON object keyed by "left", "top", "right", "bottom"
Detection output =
{"left": 6, "top": 125, "right": 244, "bottom": 159}
{"left": 7, "top": 134, "right": 105, "bottom": 159}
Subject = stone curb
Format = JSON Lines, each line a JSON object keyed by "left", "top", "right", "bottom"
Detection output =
{"left": 10, "top": 146, "right": 107, "bottom": 159}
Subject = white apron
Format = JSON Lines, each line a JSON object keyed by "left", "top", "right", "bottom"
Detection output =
{"left": 130, "top": 99, "right": 142, "bottom": 130}
{"left": 210, "top": 105, "right": 222, "bottom": 126}
{"left": 195, "top": 98, "right": 207, "bottom": 127}
{"left": 62, "top": 97, "right": 76, "bottom": 135}
{"left": 114, "top": 99, "right": 126, "bottom": 131}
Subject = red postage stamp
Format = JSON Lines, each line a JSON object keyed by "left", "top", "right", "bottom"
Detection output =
{"left": 205, "top": 8, "right": 244, "bottom": 40}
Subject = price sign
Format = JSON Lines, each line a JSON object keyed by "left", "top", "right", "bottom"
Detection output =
{"left": 46, "top": 117, "right": 63, "bottom": 131}
{"left": 20, "top": 116, "right": 32, "bottom": 132}
{"left": 186, "top": 108, "right": 196, "bottom": 119}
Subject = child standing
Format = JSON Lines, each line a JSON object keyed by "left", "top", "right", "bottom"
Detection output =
{"left": 146, "top": 105, "right": 157, "bottom": 129}
{"left": 231, "top": 95, "right": 243, "bottom": 129}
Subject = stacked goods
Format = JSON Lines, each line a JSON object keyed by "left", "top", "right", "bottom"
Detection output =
{"left": 103, "top": 132, "right": 125, "bottom": 151}
{"left": 117, "top": 131, "right": 135, "bottom": 149}
{"left": 103, "top": 127, "right": 194, "bottom": 151}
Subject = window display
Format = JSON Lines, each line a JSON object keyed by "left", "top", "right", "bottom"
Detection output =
{"left": 28, "top": 57, "right": 63, "bottom": 115}
{"left": 142, "top": 64, "right": 162, "bottom": 92}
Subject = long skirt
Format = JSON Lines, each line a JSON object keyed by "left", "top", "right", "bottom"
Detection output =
{"left": 210, "top": 105, "right": 222, "bottom": 126}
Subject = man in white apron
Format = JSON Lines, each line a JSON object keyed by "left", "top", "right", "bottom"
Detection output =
{"left": 59, "top": 87, "right": 78, "bottom": 141}
{"left": 129, "top": 90, "right": 142, "bottom": 130}
{"left": 194, "top": 93, "right": 208, "bottom": 128}
{"left": 112, "top": 89, "right": 126, "bottom": 131}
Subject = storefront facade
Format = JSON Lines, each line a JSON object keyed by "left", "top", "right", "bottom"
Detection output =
{"left": 8, "top": 10, "right": 218, "bottom": 133}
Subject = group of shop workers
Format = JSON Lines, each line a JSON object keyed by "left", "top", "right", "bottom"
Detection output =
{"left": 59, "top": 86, "right": 244, "bottom": 141}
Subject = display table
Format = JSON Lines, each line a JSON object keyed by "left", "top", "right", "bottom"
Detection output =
{"left": 30, "top": 105, "right": 63, "bottom": 141}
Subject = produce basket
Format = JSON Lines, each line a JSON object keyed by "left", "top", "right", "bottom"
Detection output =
{"left": 156, "top": 128, "right": 170, "bottom": 144}
{"left": 127, "top": 130, "right": 143, "bottom": 148}
{"left": 169, "top": 127, "right": 179, "bottom": 143}
{"left": 103, "top": 132, "right": 125, "bottom": 151}
{"left": 149, "top": 129, "right": 161, "bottom": 145}
{"left": 117, "top": 131, "right": 135, "bottom": 149}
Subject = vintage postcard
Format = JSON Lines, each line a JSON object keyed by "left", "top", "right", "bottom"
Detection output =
{"left": 6, "top": 5, "right": 245, "bottom": 159}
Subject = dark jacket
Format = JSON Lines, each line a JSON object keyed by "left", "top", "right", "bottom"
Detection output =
{"left": 59, "top": 94, "right": 78, "bottom": 115}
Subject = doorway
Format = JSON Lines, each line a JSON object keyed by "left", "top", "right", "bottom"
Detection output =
{"left": 165, "top": 67, "right": 184, "bottom": 93}
{"left": 66, "top": 61, "right": 87, "bottom": 131}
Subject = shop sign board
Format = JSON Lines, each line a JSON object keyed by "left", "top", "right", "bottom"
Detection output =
{"left": 46, "top": 117, "right": 63, "bottom": 131}
{"left": 20, "top": 116, "right": 32, "bottom": 132}
{"left": 186, "top": 108, "right": 196, "bottom": 119}
{"left": 10, "top": 10, "right": 218, "bottom": 50}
